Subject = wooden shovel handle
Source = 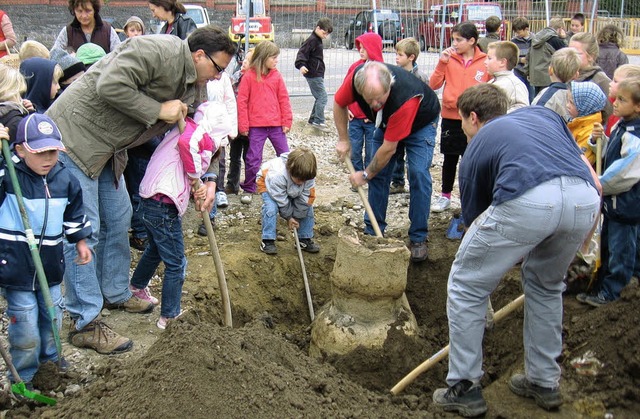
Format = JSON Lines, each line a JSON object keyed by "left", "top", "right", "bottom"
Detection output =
{"left": 344, "top": 159, "right": 383, "bottom": 238}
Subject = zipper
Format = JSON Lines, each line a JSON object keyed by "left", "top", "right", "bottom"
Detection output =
{"left": 31, "top": 175, "right": 50, "bottom": 291}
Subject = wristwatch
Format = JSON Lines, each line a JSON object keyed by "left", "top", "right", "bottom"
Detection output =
{"left": 201, "top": 174, "right": 218, "bottom": 183}
{"left": 362, "top": 171, "right": 369, "bottom": 181}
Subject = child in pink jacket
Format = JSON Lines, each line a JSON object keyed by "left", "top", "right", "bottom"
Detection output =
{"left": 237, "top": 41, "right": 292, "bottom": 204}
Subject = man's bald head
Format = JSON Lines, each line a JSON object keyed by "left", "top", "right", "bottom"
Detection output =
{"left": 354, "top": 61, "right": 394, "bottom": 111}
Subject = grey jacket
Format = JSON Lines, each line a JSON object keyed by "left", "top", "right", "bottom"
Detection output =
{"left": 46, "top": 35, "right": 198, "bottom": 180}
{"left": 526, "top": 27, "right": 564, "bottom": 87}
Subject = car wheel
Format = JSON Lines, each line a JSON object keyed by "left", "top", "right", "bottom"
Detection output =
{"left": 419, "top": 36, "right": 426, "bottom": 51}
{"left": 345, "top": 33, "right": 354, "bottom": 50}
{"left": 379, "top": 22, "right": 395, "bottom": 42}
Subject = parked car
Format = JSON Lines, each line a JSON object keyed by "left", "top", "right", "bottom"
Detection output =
{"left": 344, "top": 9, "right": 404, "bottom": 50}
{"left": 417, "top": 2, "right": 504, "bottom": 51}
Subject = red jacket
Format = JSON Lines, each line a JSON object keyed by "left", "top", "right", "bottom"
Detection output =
{"left": 346, "top": 33, "right": 383, "bottom": 120}
{"left": 237, "top": 68, "right": 292, "bottom": 133}
{"left": 429, "top": 47, "right": 490, "bottom": 120}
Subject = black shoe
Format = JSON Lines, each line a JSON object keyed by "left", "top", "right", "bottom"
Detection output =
{"left": 389, "top": 182, "right": 405, "bottom": 194}
{"left": 197, "top": 218, "right": 215, "bottom": 237}
{"left": 508, "top": 373, "right": 562, "bottom": 410}
{"left": 409, "top": 241, "right": 428, "bottom": 262}
{"left": 298, "top": 238, "right": 320, "bottom": 253}
{"left": 260, "top": 240, "right": 277, "bottom": 255}
{"left": 433, "top": 380, "right": 487, "bottom": 418}
{"left": 129, "top": 236, "right": 148, "bottom": 251}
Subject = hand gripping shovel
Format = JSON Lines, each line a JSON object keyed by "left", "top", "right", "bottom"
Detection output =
{"left": 293, "top": 228, "right": 314, "bottom": 321}
{"left": 177, "top": 118, "right": 232, "bottom": 327}
{"left": 0, "top": 337, "right": 56, "bottom": 405}
{"left": 1, "top": 137, "right": 63, "bottom": 365}
{"left": 344, "top": 159, "right": 383, "bottom": 238}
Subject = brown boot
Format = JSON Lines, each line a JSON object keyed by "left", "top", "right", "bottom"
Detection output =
{"left": 104, "top": 295, "right": 154, "bottom": 313}
{"left": 69, "top": 320, "right": 133, "bottom": 354}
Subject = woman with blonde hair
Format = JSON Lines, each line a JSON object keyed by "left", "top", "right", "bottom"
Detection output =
{"left": 0, "top": 64, "right": 32, "bottom": 141}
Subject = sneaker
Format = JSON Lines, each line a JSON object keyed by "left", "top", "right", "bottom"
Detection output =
{"left": 69, "top": 320, "right": 133, "bottom": 355}
{"left": 432, "top": 195, "right": 451, "bottom": 213}
{"left": 157, "top": 310, "right": 186, "bottom": 330}
{"left": 310, "top": 122, "right": 331, "bottom": 132}
{"left": 130, "top": 285, "right": 159, "bottom": 305}
{"left": 197, "top": 217, "right": 215, "bottom": 237}
{"left": 389, "top": 183, "right": 405, "bottom": 194}
{"left": 260, "top": 240, "right": 277, "bottom": 255}
{"left": 104, "top": 295, "right": 154, "bottom": 314}
{"left": 508, "top": 373, "right": 562, "bottom": 410}
{"left": 240, "top": 194, "right": 252, "bottom": 205}
{"left": 216, "top": 191, "right": 229, "bottom": 208}
{"left": 129, "top": 236, "right": 148, "bottom": 251}
{"left": 298, "top": 238, "right": 320, "bottom": 253}
{"left": 432, "top": 380, "right": 488, "bottom": 418}
{"left": 577, "top": 291, "right": 609, "bottom": 307}
{"left": 409, "top": 241, "right": 428, "bottom": 262}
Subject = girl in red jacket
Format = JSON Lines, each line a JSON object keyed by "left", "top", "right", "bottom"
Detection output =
{"left": 429, "top": 22, "right": 490, "bottom": 213}
{"left": 237, "top": 41, "right": 292, "bottom": 204}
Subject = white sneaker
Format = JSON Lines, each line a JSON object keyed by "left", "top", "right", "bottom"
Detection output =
{"left": 216, "top": 191, "right": 229, "bottom": 208}
{"left": 310, "top": 122, "right": 331, "bottom": 133}
{"left": 432, "top": 196, "right": 451, "bottom": 213}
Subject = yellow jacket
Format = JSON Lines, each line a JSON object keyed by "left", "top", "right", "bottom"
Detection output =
{"left": 568, "top": 112, "right": 602, "bottom": 166}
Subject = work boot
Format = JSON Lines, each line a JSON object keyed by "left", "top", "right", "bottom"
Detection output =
{"left": 197, "top": 217, "right": 215, "bottom": 237}
{"left": 104, "top": 295, "right": 154, "bottom": 313}
{"left": 409, "top": 241, "right": 428, "bottom": 262}
{"left": 298, "top": 238, "right": 320, "bottom": 253}
{"left": 389, "top": 182, "right": 405, "bottom": 194}
{"left": 508, "top": 373, "right": 562, "bottom": 410}
{"left": 69, "top": 319, "right": 133, "bottom": 355}
{"left": 260, "top": 240, "right": 277, "bottom": 255}
{"left": 432, "top": 380, "right": 487, "bottom": 417}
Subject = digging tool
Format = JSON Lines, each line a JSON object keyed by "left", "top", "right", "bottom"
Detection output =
{"left": 177, "top": 118, "right": 233, "bottom": 327}
{"left": 343, "top": 158, "right": 383, "bottom": 238}
{"left": 293, "top": 228, "right": 314, "bottom": 321}
{"left": 0, "top": 332, "right": 56, "bottom": 405}
{"left": 1, "top": 137, "right": 63, "bottom": 365}
{"left": 389, "top": 294, "right": 525, "bottom": 396}
{"left": 587, "top": 135, "right": 603, "bottom": 290}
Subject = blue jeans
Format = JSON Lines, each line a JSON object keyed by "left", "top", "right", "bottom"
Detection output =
{"left": 124, "top": 153, "right": 150, "bottom": 240}
{"left": 596, "top": 216, "right": 639, "bottom": 301}
{"left": 59, "top": 153, "right": 132, "bottom": 330}
{"left": 3, "top": 285, "right": 63, "bottom": 383}
{"left": 348, "top": 118, "right": 376, "bottom": 172}
{"left": 446, "top": 177, "right": 599, "bottom": 388}
{"left": 390, "top": 141, "right": 406, "bottom": 186}
{"left": 365, "top": 123, "right": 436, "bottom": 243}
{"left": 261, "top": 192, "right": 314, "bottom": 240}
{"left": 305, "top": 77, "right": 327, "bottom": 125}
{"left": 130, "top": 199, "right": 186, "bottom": 319}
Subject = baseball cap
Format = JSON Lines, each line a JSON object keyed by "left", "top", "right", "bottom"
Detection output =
{"left": 15, "top": 114, "right": 66, "bottom": 153}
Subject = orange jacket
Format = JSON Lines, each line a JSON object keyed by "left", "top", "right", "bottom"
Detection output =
{"left": 429, "top": 47, "right": 490, "bottom": 120}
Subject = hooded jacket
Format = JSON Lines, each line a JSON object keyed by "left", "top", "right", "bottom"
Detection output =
{"left": 429, "top": 46, "right": 490, "bottom": 120}
{"left": 20, "top": 57, "right": 57, "bottom": 114}
{"left": 0, "top": 157, "right": 91, "bottom": 291}
{"left": 527, "top": 27, "right": 565, "bottom": 87}
{"left": 0, "top": 102, "right": 29, "bottom": 142}
{"left": 347, "top": 33, "right": 383, "bottom": 120}
{"left": 599, "top": 118, "right": 640, "bottom": 224}
{"left": 237, "top": 67, "right": 292, "bottom": 133}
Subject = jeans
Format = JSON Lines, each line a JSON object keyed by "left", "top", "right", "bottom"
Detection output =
{"left": 124, "top": 153, "right": 151, "bottom": 240}
{"left": 365, "top": 122, "right": 436, "bottom": 243}
{"left": 390, "top": 141, "right": 406, "bottom": 186}
{"left": 446, "top": 176, "right": 599, "bottom": 388}
{"left": 59, "top": 153, "right": 132, "bottom": 330}
{"left": 240, "top": 127, "right": 289, "bottom": 194}
{"left": 3, "top": 285, "right": 63, "bottom": 383}
{"left": 209, "top": 147, "right": 227, "bottom": 219}
{"left": 596, "top": 216, "right": 639, "bottom": 301}
{"left": 305, "top": 77, "right": 327, "bottom": 125}
{"left": 226, "top": 134, "right": 249, "bottom": 193}
{"left": 130, "top": 199, "right": 186, "bottom": 319}
{"left": 261, "top": 192, "right": 314, "bottom": 240}
{"left": 348, "top": 118, "right": 376, "bottom": 172}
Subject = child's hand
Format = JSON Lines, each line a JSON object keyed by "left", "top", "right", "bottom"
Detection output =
{"left": 347, "top": 110, "right": 354, "bottom": 122}
{"left": 0, "top": 124, "right": 9, "bottom": 142}
{"left": 283, "top": 127, "right": 290, "bottom": 134}
{"left": 592, "top": 123, "right": 604, "bottom": 140}
{"left": 75, "top": 240, "right": 92, "bottom": 265}
{"left": 21, "top": 99, "right": 35, "bottom": 113}
{"left": 440, "top": 47, "right": 455, "bottom": 63}
{"left": 288, "top": 218, "right": 299, "bottom": 230}
{"left": 299, "top": 66, "right": 308, "bottom": 75}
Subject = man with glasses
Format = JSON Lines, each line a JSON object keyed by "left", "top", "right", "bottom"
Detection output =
{"left": 46, "top": 26, "right": 236, "bottom": 355}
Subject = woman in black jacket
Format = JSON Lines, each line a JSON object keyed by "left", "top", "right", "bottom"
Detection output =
{"left": 149, "top": 0, "right": 197, "bottom": 40}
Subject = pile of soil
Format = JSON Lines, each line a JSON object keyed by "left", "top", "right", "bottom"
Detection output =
{"left": 1, "top": 118, "right": 639, "bottom": 418}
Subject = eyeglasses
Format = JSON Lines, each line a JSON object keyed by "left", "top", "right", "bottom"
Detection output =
{"left": 204, "top": 53, "right": 225, "bottom": 73}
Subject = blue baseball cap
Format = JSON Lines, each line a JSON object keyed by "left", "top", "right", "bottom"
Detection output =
{"left": 15, "top": 114, "right": 65, "bottom": 153}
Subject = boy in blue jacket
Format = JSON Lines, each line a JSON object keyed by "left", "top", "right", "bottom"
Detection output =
{"left": 578, "top": 78, "right": 640, "bottom": 306}
{"left": 0, "top": 115, "right": 92, "bottom": 386}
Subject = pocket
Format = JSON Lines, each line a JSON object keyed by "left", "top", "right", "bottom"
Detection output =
{"left": 493, "top": 197, "right": 553, "bottom": 244}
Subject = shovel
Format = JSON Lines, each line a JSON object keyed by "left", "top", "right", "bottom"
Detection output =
{"left": 293, "top": 228, "right": 314, "bottom": 321}
{"left": 1, "top": 137, "right": 63, "bottom": 365}
{"left": 389, "top": 294, "right": 525, "bottom": 395}
{"left": 0, "top": 337, "right": 56, "bottom": 405}
{"left": 344, "top": 158, "right": 383, "bottom": 238}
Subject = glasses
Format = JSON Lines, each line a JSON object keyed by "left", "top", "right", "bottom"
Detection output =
{"left": 204, "top": 53, "right": 225, "bottom": 73}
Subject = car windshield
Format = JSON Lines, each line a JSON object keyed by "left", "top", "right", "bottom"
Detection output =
{"left": 186, "top": 9, "right": 205, "bottom": 24}
{"left": 467, "top": 5, "right": 502, "bottom": 21}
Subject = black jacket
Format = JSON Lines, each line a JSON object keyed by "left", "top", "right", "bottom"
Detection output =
{"left": 295, "top": 31, "right": 325, "bottom": 78}
{"left": 161, "top": 13, "right": 197, "bottom": 40}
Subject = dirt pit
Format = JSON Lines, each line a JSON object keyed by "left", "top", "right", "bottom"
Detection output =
{"left": 2, "top": 119, "right": 640, "bottom": 419}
